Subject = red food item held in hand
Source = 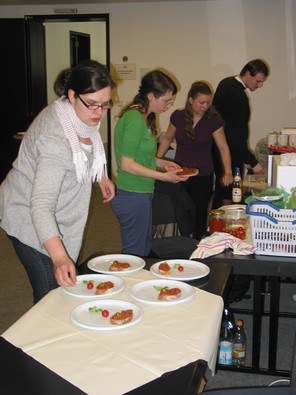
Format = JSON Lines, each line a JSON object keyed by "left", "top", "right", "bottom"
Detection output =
{"left": 177, "top": 167, "right": 198, "bottom": 176}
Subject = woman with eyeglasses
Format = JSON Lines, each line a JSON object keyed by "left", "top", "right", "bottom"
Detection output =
{"left": 0, "top": 60, "right": 116, "bottom": 303}
{"left": 157, "top": 81, "right": 233, "bottom": 240}
{"left": 111, "top": 69, "right": 188, "bottom": 257}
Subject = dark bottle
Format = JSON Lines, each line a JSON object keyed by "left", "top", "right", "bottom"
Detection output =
{"left": 218, "top": 320, "right": 233, "bottom": 366}
{"left": 222, "top": 306, "right": 236, "bottom": 335}
{"left": 232, "top": 319, "right": 247, "bottom": 366}
{"left": 232, "top": 167, "right": 242, "bottom": 203}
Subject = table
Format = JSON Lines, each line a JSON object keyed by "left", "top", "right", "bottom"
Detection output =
{"left": 0, "top": 336, "right": 86, "bottom": 395}
{"left": 2, "top": 259, "right": 227, "bottom": 395}
{"left": 204, "top": 251, "right": 296, "bottom": 376}
{"left": 0, "top": 336, "right": 207, "bottom": 395}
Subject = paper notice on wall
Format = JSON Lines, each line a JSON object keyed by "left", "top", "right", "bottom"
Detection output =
{"left": 114, "top": 64, "right": 136, "bottom": 80}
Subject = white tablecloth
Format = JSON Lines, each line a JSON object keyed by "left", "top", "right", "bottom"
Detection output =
{"left": 3, "top": 269, "right": 223, "bottom": 395}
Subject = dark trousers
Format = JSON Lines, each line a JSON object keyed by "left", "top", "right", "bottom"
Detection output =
{"left": 8, "top": 235, "right": 58, "bottom": 304}
{"left": 183, "top": 173, "right": 214, "bottom": 240}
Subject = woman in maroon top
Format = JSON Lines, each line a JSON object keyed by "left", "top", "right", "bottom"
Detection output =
{"left": 157, "top": 81, "right": 232, "bottom": 240}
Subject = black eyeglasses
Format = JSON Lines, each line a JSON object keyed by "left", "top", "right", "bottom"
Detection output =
{"left": 77, "top": 94, "right": 113, "bottom": 111}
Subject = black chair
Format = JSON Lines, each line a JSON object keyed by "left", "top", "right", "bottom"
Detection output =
{"left": 149, "top": 181, "right": 198, "bottom": 259}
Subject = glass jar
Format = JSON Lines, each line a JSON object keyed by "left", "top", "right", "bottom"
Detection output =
{"left": 209, "top": 209, "right": 225, "bottom": 234}
{"left": 224, "top": 206, "right": 247, "bottom": 239}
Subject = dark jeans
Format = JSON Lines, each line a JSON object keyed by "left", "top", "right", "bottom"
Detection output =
{"left": 111, "top": 189, "right": 153, "bottom": 256}
{"left": 8, "top": 235, "right": 58, "bottom": 304}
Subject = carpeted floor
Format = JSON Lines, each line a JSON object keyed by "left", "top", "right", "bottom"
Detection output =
{"left": 0, "top": 183, "right": 295, "bottom": 391}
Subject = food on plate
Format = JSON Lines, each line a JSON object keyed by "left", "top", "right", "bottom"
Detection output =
{"left": 110, "top": 309, "right": 133, "bottom": 325}
{"left": 83, "top": 280, "right": 94, "bottom": 290}
{"left": 88, "top": 306, "right": 109, "bottom": 317}
{"left": 177, "top": 167, "right": 198, "bottom": 176}
{"left": 173, "top": 263, "right": 184, "bottom": 272}
{"left": 157, "top": 286, "right": 181, "bottom": 301}
{"left": 158, "top": 262, "right": 171, "bottom": 275}
{"left": 109, "top": 260, "right": 131, "bottom": 272}
{"left": 95, "top": 281, "right": 115, "bottom": 295}
{"left": 102, "top": 309, "right": 109, "bottom": 317}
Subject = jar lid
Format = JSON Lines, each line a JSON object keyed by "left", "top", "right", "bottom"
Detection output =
{"left": 210, "top": 209, "right": 225, "bottom": 215}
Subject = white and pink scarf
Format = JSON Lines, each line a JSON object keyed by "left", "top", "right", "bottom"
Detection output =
{"left": 55, "top": 96, "right": 107, "bottom": 183}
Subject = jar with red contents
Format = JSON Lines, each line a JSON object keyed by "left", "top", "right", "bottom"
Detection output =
{"left": 209, "top": 209, "right": 225, "bottom": 234}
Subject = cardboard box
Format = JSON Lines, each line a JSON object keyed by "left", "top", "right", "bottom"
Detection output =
{"left": 272, "top": 155, "right": 296, "bottom": 192}
{"left": 282, "top": 127, "right": 296, "bottom": 134}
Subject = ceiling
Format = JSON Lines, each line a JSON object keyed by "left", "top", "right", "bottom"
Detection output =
{"left": 0, "top": 0, "right": 196, "bottom": 5}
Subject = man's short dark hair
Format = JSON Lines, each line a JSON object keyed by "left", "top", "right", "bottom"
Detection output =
{"left": 240, "top": 59, "right": 270, "bottom": 77}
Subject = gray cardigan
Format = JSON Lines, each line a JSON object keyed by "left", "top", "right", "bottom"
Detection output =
{"left": 0, "top": 101, "right": 93, "bottom": 262}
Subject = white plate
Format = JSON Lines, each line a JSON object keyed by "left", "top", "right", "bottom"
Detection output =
{"left": 129, "top": 279, "right": 195, "bottom": 305}
{"left": 71, "top": 299, "right": 143, "bottom": 330}
{"left": 178, "top": 168, "right": 199, "bottom": 177}
{"left": 87, "top": 254, "right": 145, "bottom": 275}
{"left": 150, "top": 259, "right": 210, "bottom": 281}
{"left": 62, "top": 274, "right": 125, "bottom": 298}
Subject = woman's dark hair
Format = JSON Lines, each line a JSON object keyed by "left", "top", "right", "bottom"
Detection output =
{"left": 119, "top": 70, "right": 177, "bottom": 135}
{"left": 240, "top": 59, "right": 270, "bottom": 77}
{"left": 54, "top": 59, "right": 116, "bottom": 98}
{"left": 184, "top": 81, "right": 217, "bottom": 139}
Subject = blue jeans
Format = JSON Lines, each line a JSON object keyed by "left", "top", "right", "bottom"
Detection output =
{"left": 111, "top": 189, "right": 153, "bottom": 257}
{"left": 8, "top": 235, "right": 58, "bottom": 304}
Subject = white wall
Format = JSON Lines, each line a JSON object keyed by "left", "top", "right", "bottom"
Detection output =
{"left": 45, "top": 21, "right": 106, "bottom": 103}
{"left": 1, "top": 0, "right": 296, "bottom": 174}
{"left": 44, "top": 21, "right": 108, "bottom": 143}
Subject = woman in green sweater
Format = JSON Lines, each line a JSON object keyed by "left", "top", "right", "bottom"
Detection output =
{"left": 111, "top": 70, "right": 188, "bottom": 256}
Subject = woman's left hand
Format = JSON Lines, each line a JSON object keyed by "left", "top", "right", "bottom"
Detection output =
{"left": 99, "top": 176, "right": 115, "bottom": 203}
{"left": 162, "top": 160, "right": 181, "bottom": 172}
